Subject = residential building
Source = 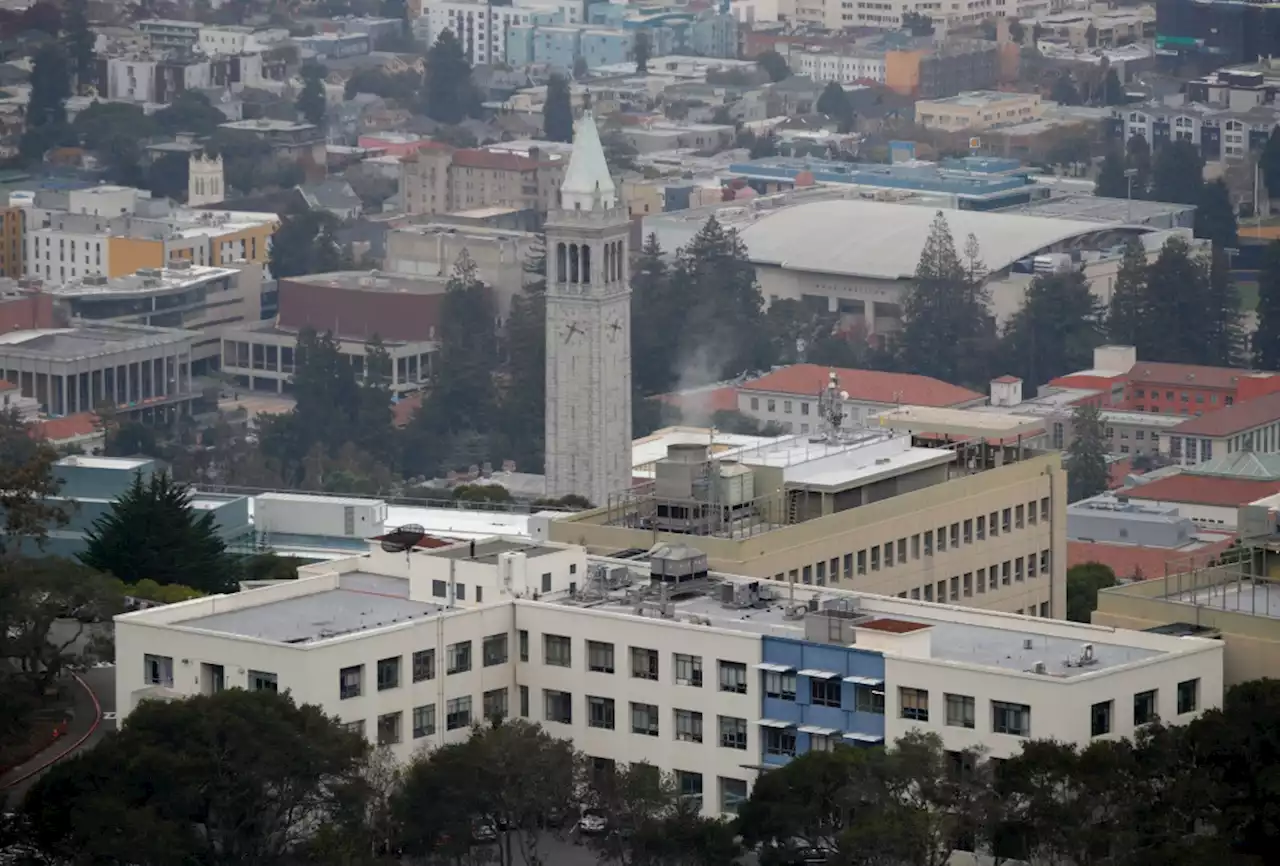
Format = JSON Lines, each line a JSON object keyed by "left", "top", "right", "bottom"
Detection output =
{"left": 736, "top": 364, "right": 985, "bottom": 433}
{"left": 1110, "top": 98, "right": 1280, "bottom": 164}
{"left": 217, "top": 119, "right": 326, "bottom": 166}
{"left": 114, "top": 536, "right": 1222, "bottom": 814}
{"left": 884, "top": 40, "right": 1001, "bottom": 99}
{"left": 618, "top": 123, "right": 735, "bottom": 155}
{"left": 0, "top": 323, "right": 197, "bottom": 418}
{"left": 398, "top": 147, "right": 567, "bottom": 217}
{"left": 788, "top": 50, "right": 887, "bottom": 85}
{"left": 220, "top": 271, "right": 453, "bottom": 394}
{"left": 418, "top": 0, "right": 569, "bottom": 66}
{"left": 0, "top": 204, "right": 22, "bottom": 278}
{"left": 102, "top": 54, "right": 214, "bottom": 105}
{"left": 296, "top": 32, "right": 372, "bottom": 59}
{"left": 136, "top": 19, "right": 202, "bottom": 52}
{"left": 914, "top": 91, "right": 1045, "bottom": 132}
{"left": 1027, "top": 7, "right": 1156, "bottom": 49}
{"left": 197, "top": 25, "right": 289, "bottom": 55}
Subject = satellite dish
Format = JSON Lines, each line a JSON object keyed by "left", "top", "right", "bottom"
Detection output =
{"left": 380, "top": 524, "right": 426, "bottom": 553}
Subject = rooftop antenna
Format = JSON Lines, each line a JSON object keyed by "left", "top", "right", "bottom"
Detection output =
{"left": 380, "top": 523, "right": 426, "bottom": 566}
{"left": 817, "top": 369, "right": 847, "bottom": 441}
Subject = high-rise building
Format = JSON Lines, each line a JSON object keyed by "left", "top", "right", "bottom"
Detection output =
{"left": 543, "top": 111, "right": 632, "bottom": 506}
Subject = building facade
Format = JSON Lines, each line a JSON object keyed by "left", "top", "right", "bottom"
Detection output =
{"left": 544, "top": 111, "right": 632, "bottom": 506}
{"left": 915, "top": 91, "right": 1044, "bottom": 132}
{"left": 399, "top": 148, "right": 566, "bottom": 218}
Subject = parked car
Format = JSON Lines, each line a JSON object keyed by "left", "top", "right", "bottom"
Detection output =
{"left": 577, "top": 808, "right": 608, "bottom": 836}
{"left": 470, "top": 818, "right": 498, "bottom": 844}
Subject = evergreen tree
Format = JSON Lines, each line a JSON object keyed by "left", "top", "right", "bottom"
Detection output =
{"left": 1050, "top": 73, "right": 1080, "bottom": 106}
{"left": 896, "top": 212, "right": 995, "bottom": 388}
{"left": 816, "top": 81, "right": 853, "bottom": 131}
{"left": 1085, "top": 22, "right": 1097, "bottom": 47}
{"left": 64, "top": 0, "right": 95, "bottom": 95}
{"left": 1094, "top": 147, "right": 1129, "bottom": 198}
{"left": 1126, "top": 133, "right": 1151, "bottom": 197}
{"left": 422, "top": 29, "right": 475, "bottom": 124}
{"left": 1151, "top": 138, "right": 1204, "bottom": 206}
{"left": 1254, "top": 241, "right": 1280, "bottom": 370}
{"left": 1102, "top": 67, "right": 1124, "bottom": 105}
{"left": 634, "top": 28, "right": 651, "bottom": 74}
{"left": 296, "top": 61, "right": 328, "bottom": 128}
{"left": 630, "top": 233, "right": 679, "bottom": 397}
{"left": 1000, "top": 271, "right": 1105, "bottom": 387}
{"left": 1107, "top": 238, "right": 1148, "bottom": 348}
{"left": 1195, "top": 178, "right": 1239, "bottom": 249}
{"left": 21, "top": 42, "right": 72, "bottom": 161}
{"left": 756, "top": 49, "right": 790, "bottom": 82}
{"left": 1262, "top": 128, "right": 1280, "bottom": 208}
{"left": 542, "top": 73, "right": 573, "bottom": 143}
{"left": 269, "top": 211, "right": 348, "bottom": 279}
{"left": 1144, "top": 235, "right": 1208, "bottom": 363}
{"left": 1066, "top": 403, "right": 1108, "bottom": 502}
{"left": 79, "top": 471, "right": 236, "bottom": 594}
{"left": 498, "top": 238, "right": 547, "bottom": 473}
{"left": 1203, "top": 245, "right": 1244, "bottom": 367}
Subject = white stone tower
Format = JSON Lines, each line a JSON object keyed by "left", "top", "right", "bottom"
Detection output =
{"left": 543, "top": 111, "right": 632, "bottom": 506}
{"left": 187, "top": 153, "right": 224, "bottom": 206}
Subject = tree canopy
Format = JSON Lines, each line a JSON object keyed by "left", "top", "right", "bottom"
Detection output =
{"left": 1255, "top": 241, "right": 1280, "bottom": 370}
{"left": 1066, "top": 402, "right": 1108, "bottom": 502}
{"left": 422, "top": 29, "right": 476, "bottom": 124}
{"left": 1000, "top": 270, "right": 1104, "bottom": 387}
{"left": 543, "top": 72, "right": 574, "bottom": 143}
{"left": 296, "top": 60, "right": 328, "bottom": 128}
{"left": 756, "top": 49, "right": 790, "bottom": 82}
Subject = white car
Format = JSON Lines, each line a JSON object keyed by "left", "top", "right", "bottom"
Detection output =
{"left": 577, "top": 809, "right": 608, "bottom": 835}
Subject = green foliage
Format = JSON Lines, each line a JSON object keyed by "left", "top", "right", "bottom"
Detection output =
{"left": 896, "top": 213, "right": 995, "bottom": 388}
{"left": 1066, "top": 562, "right": 1117, "bottom": 621}
{"left": 73, "top": 101, "right": 161, "bottom": 187}
{"left": 22, "top": 689, "right": 371, "bottom": 866}
{"left": 1126, "top": 132, "right": 1151, "bottom": 197}
{"left": 64, "top": 0, "right": 94, "bottom": 94}
{"left": 1262, "top": 128, "right": 1280, "bottom": 205}
{"left": 756, "top": 49, "right": 790, "bottom": 82}
{"left": 344, "top": 67, "right": 420, "bottom": 102}
{"left": 0, "top": 408, "right": 68, "bottom": 553}
{"left": 21, "top": 42, "right": 72, "bottom": 161}
{"left": 296, "top": 61, "right": 328, "bottom": 127}
{"left": 1008, "top": 19, "right": 1025, "bottom": 43}
{"left": 78, "top": 470, "right": 237, "bottom": 594}
{"left": 1094, "top": 146, "right": 1128, "bottom": 198}
{"left": 1000, "top": 270, "right": 1105, "bottom": 386}
{"left": 1254, "top": 241, "right": 1280, "bottom": 370}
{"left": 901, "top": 10, "right": 935, "bottom": 35}
{"left": 452, "top": 483, "right": 511, "bottom": 503}
{"left": 498, "top": 238, "right": 548, "bottom": 474}
{"left": 1196, "top": 178, "right": 1239, "bottom": 249}
{"left": 1051, "top": 72, "right": 1080, "bottom": 105}
{"left": 239, "top": 552, "right": 302, "bottom": 582}
{"left": 422, "top": 29, "right": 476, "bottom": 124}
{"left": 816, "top": 81, "right": 853, "bottom": 131}
{"left": 1103, "top": 67, "right": 1124, "bottom": 105}
{"left": 634, "top": 28, "right": 651, "bottom": 74}
{"left": 1066, "top": 402, "right": 1108, "bottom": 502}
{"left": 543, "top": 72, "right": 574, "bottom": 143}
{"left": 119, "top": 577, "right": 206, "bottom": 603}
{"left": 154, "top": 90, "right": 228, "bottom": 138}
{"left": 1107, "top": 238, "right": 1148, "bottom": 347}
{"left": 268, "top": 209, "right": 349, "bottom": 279}
{"left": 1151, "top": 138, "right": 1204, "bottom": 206}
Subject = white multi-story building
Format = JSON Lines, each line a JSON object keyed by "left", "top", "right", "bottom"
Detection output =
{"left": 791, "top": 0, "right": 1049, "bottom": 31}
{"left": 197, "top": 25, "right": 289, "bottom": 56}
{"left": 788, "top": 50, "right": 886, "bottom": 85}
{"left": 417, "top": 0, "right": 581, "bottom": 65}
{"left": 116, "top": 535, "right": 1224, "bottom": 816}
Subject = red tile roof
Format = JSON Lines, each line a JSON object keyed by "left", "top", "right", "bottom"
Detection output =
{"left": 741, "top": 364, "right": 983, "bottom": 407}
{"left": 1068, "top": 533, "right": 1237, "bottom": 581}
{"left": 28, "top": 412, "right": 98, "bottom": 442}
{"left": 1127, "top": 362, "right": 1253, "bottom": 391}
{"left": 1124, "top": 474, "right": 1280, "bottom": 507}
{"left": 858, "top": 617, "right": 932, "bottom": 633}
{"left": 992, "top": 375, "right": 1021, "bottom": 384}
{"left": 655, "top": 386, "right": 740, "bottom": 416}
{"left": 451, "top": 149, "right": 547, "bottom": 171}
{"left": 1168, "top": 390, "right": 1280, "bottom": 437}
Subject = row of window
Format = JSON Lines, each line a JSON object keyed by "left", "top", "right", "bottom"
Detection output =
{"left": 763, "top": 671, "right": 885, "bottom": 714}
{"left": 337, "top": 634, "right": 511, "bottom": 698}
{"left": 529, "top": 634, "right": 750, "bottom": 693}
{"left": 898, "top": 551, "right": 1053, "bottom": 606}
{"left": 1133, "top": 387, "right": 1231, "bottom": 407}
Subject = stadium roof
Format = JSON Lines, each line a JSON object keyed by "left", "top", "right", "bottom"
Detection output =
{"left": 737, "top": 200, "right": 1134, "bottom": 280}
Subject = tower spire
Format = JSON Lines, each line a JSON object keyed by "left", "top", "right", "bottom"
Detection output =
{"left": 559, "top": 110, "right": 616, "bottom": 212}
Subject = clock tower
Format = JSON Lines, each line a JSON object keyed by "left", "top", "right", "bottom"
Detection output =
{"left": 543, "top": 110, "right": 632, "bottom": 506}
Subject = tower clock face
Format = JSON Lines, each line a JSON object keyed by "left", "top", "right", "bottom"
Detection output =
{"left": 563, "top": 321, "right": 582, "bottom": 344}
{"left": 607, "top": 319, "right": 623, "bottom": 342}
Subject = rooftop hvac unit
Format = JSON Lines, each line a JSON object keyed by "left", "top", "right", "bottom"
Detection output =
{"left": 1032, "top": 253, "right": 1074, "bottom": 274}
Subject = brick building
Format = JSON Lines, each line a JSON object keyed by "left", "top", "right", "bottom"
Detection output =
{"left": 399, "top": 146, "right": 567, "bottom": 217}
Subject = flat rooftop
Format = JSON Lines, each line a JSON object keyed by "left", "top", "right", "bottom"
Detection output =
{"left": 40, "top": 265, "right": 238, "bottom": 297}
{"left": 57, "top": 455, "right": 151, "bottom": 471}
{"left": 430, "top": 539, "right": 562, "bottom": 564}
{"left": 0, "top": 324, "right": 191, "bottom": 358}
{"left": 716, "top": 430, "right": 954, "bottom": 490}
{"left": 180, "top": 572, "right": 437, "bottom": 643}
{"left": 1162, "top": 578, "right": 1280, "bottom": 620}
{"left": 284, "top": 270, "right": 449, "bottom": 294}
{"left": 998, "top": 193, "right": 1192, "bottom": 226}
{"left": 878, "top": 405, "right": 1046, "bottom": 440}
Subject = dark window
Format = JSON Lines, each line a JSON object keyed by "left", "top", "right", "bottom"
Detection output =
{"left": 1091, "top": 700, "right": 1112, "bottom": 736}
{"left": 810, "top": 678, "right": 841, "bottom": 708}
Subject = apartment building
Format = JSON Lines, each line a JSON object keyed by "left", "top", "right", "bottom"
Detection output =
{"left": 915, "top": 91, "right": 1044, "bottom": 132}
{"left": 136, "top": 18, "right": 202, "bottom": 51}
{"left": 0, "top": 205, "right": 23, "bottom": 278}
{"left": 418, "top": 0, "right": 574, "bottom": 65}
{"left": 197, "top": 25, "right": 289, "bottom": 55}
{"left": 399, "top": 147, "right": 567, "bottom": 217}
{"left": 789, "top": 49, "right": 887, "bottom": 85}
{"left": 115, "top": 536, "right": 1222, "bottom": 816}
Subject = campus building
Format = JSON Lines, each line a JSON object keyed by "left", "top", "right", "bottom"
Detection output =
{"left": 115, "top": 536, "right": 1223, "bottom": 815}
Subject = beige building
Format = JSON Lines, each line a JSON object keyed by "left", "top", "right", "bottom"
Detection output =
{"left": 915, "top": 91, "right": 1044, "bottom": 132}
{"left": 399, "top": 147, "right": 567, "bottom": 217}
{"left": 620, "top": 177, "right": 721, "bottom": 218}
{"left": 383, "top": 222, "right": 540, "bottom": 318}
{"left": 544, "top": 417, "right": 1067, "bottom": 620}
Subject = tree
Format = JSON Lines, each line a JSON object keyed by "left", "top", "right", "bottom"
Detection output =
{"left": 1085, "top": 22, "right": 1098, "bottom": 47}
{"left": 296, "top": 60, "right": 328, "bottom": 127}
{"left": 1126, "top": 132, "right": 1151, "bottom": 198}
{"left": 423, "top": 28, "right": 475, "bottom": 124}
{"left": 1254, "top": 241, "right": 1280, "bottom": 370}
{"left": 21, "top": 41, "right": 73, "bottom": 161}
{"left": 543, "top": 72, "right": 574, "bottom": 143}
{"left": 73, "top": 101, "right": 161, "bottom": 187}
{"left": 901, "top": 10, "right": 934, "bottom": 35}
{"left": 756, "top": 49, "right": 790, "bottom": 82}
{"left": 1151, "top": 138, "right": 1204, "bottom": 206}
{"left": 64, "top": 0, "right": 95, "bottom": 94}
{"left": 634, "top": 28, "right": 651, "bottom": 74}
{"left": 79, "top": 471, "right": 237, "bottom": 594}
{"left": 498, "top": 239, "right": 547, "bottom": 473}
{"left": 1009, "top": 19, "right": 1025, "bottom": 43}
{"left": 1051, "top": 72, "right": 1080, "bottom": 106}
{"left": 573, "top": 55, "right": 589, "bottom": 80}
{"left": 1107, "top": 238, "right": 1148, "bottom": 348}
{"left": 631, "top": 233, "right": 680, "bottom": 397}
{"left": 1000, "top": 270, "right": 1105, "bottom": 387}
{"left": 1066, "top": 562, "right": 1117, "bottom": 622}
{"left": 268, "top": 209, "right": 348, "bottom": 279}
{"left": 1094, "top": 147, "right": 1129, "bottom": 198}
{"left": 22, "top": 689, "right": 370, "bottom": 866}
{"left": 1196, "top": 178, "right": 1239, "bottom": 249}
{"left": 816, "top": 81, "right": 853, "bottom": 131}
{"left": 1066, "top": 402, "right": 1108, "bottom": 502}
{"left": 154, "top": 90, "right": 229, "bottom": 137}
{"left": 1203, "top": 245, "right": 1244, "bottom": 367}
{"left": 0, "top": 409, "right": 69, "bottom": 553}
{"left": 1262, "top": 128, "right": 1280, "bottom": 209}
{"left": 896, "top": 212, "right": 995, "bottom": 388}
{"left": 1144, "top": 235, "right": 1211, "bottom": 363}
{"left": 1102, "top": 67, "right": 1125, "bottom": 105}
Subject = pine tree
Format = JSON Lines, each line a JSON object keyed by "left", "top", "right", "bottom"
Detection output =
{"left": 634, "top": 29, "right": 651, "bottom": 74}
{"left": 79, "top": 471, "right": 236, "bottom": 594}
{"left": 631, "top": 233, "right": 679, "bottom": 397}
{"left": 1195, "top": 179, "right": 1239, "bottom": 249}
{"left": 1095, "top": 147, "right": 1128, "bottom": 198}
{"left": 1001, "top": 271, "right": 1105, "bottom": 387}
{"left": 1144, "top": 235, "right": 1207, "bottom": 363}
{"left": 543, "top": 73, "right": 574, "bottom": 144}
{"left": 816, "top": 82, "right": 853, "bottom": 131}
{"left": 1262, "top": 129, "right": 1280, "bottom": 208}
{"left": 422, "top": 29, "right": 475, "bottom": 125}
{"left": 1106, "top": 238, "right": 1148, "bottom": 350}
{"left": 1151, "top": 139, "right": 1204, "bottom": 206}
{"left": 1126, "top": 133, "right": 1151, "bottom": 198}
{"left": 896, "top": 212, "right": 995, "bottom": 388}
{"left": 424, "top": 252, "right": 498, "bottom": 435}
{"left": 23, "top": 41, "right": 72, "bottom": 162}
{"left": 498, "top": 238, "right": 548, "bottom": 473}
{"left": 1066, "top": 403, "right": 1108, "bottom": 502}
{"left": 1255, "top": 241, "right": 1280, "bottom": 370}
{"left": 1102, "top": 68, "right": 1124, "bottom": 105}
{"left": 296, "top": 62, "right": 328, "bottom": 128}
{"left": 1202, "top": 246, "right": 1244, "bottom": 367}
{"left": 64, "top": 0, "right": 95, "bottom": 95}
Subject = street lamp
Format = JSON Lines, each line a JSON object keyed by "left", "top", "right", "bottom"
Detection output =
{"left": 1124, "top": 167, "right": 1138, "bottom": 223}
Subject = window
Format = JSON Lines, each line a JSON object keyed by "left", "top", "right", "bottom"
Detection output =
{"left": 763, "top": 726, "right": 796, "bottom": 757}
{"left": 481, "top": 687, "right": 507, "bottom": 721}
{"left": 543, "top": 689, "right": 572, "bottom": 724}
{"left": 519, "top": 629, "right": 529, "bottom": 661}
{"left": 976, "top": 515, "right": 985, "bottom": 539}
{"left": 483, "top": 633, "right": 508, "bottom": 666}
{"left": 588, "top": 695, "right": 615, "bottom": 729}
{"left": 857, "top": 550, "right": 867, "bottom": 574}
{"left": 377, "top": 711, "right": 402, "bottom": 746}
{"left": 767, "top": 399, "right": 776, "bottom": 412}
{"left": 843, "top": 553, "right": 853, "bottom": 579}
{"left": 854, "top": 685, "right": 884, "bottom": 714}
{"left": 631, "top": 647, "right": 659, "bottom": 680}
{"left": 719, "top": 660, "right": 747, "bottom": 694}
{"left": 432, "top": 579, "right": 446, "bottom": 598}
{"left": 945, "top": 693, "right": 975, "bottom": 728}
{"left": 446, "top": 696, "right": 472, "bottom": 730}
{"left": 340, "top": 664, "right": 362, "bottom": 699}
{"left": 963, "top": 519, "right": 973, "bottom": 543}
{"left": 989, "top": 512, "right": 999, "bottom": 536}
{"left": 764, "top": 671, "right": 797, "bottom": 700}
{"left": 675, "top": 709, "right": 703, "bottom": 742}
{"left": 784, "top": 400, "right": 792, "bottom": 414}
{"left": 631, "top": 702, "right": 659, "bottom": 736}
{"left": 900, "top": 687, "right": 929, "bottom": 721}
{"left": 1040, "top": 497, "right": 1050, "bottom": 521}
{"left": 674, "top": 653, "right": 703, "bottom": 687}
{"left": 720, "top": 777, "right": 748, "bottom": 815}
{"left": 1177, "top": 679, "right": 1199, "bottom": 714}
{"left": 1091, "top": 700, "right": 1112, "bottom": 736}
{"left": 884, "top": 542, "right": 894, "bottom": 568}
{"left": 412, "top": 649, "right": 435, "bottom": 682}
{"left": 677, "top": 770, "right": 703, "bottom": 810}
{"left": 342, "top": 719, "right": 365, "bottom": 736}
{"left": 413, "top": 704, "right": 436, "bottom": 738}
{"left": 719, "top": 715, "right": 747, "bottom": 749}
{"left": 751, "top": 397, "right": 759, "bottom": 410}
{"left": 1134, "top": 689, "right": 1158, "bottom": 725}
{"left": 992, "top": 701, "right": 1031, "bottom": 737}
{"left": 924, "top": 530, "right": 934, "bottom": 555}
{"left": 1015, "top": 504, "right": 1024, "bottom": 528}
{"left": 519, "top": 685, "right": 529, "bottom": 717}
{"left": 541, "top": 572, "right": 551, "bottom": 592}
{"left": 377, "top": 656, "right": 400, "bottom": 691}
{"left": 144, "top": 654, "right": 174, "bottom": 687}
{"left": 811, "top": 678, "right": 841, "bottom": 708}
{"left": 950, "top": 523, "right": 959, "bottom": 548}
{"left": 544, "top": 634, "right": 572, "bottom": 667}
{"left": 588, "top": 640, "right": 615, "bottom": 673}
{"left": 446, "top": 641, "right": 471, "bottom": 674}
{"left": 249, "top": 670, "right": 277, "bottom": 692}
